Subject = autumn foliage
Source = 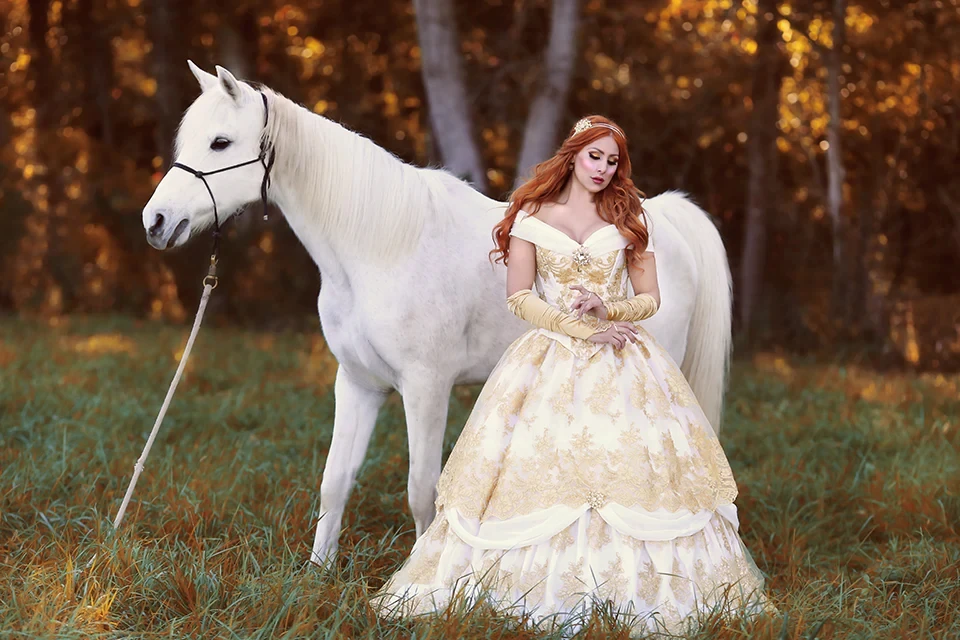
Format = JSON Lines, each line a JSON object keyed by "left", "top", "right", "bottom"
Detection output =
{"left": 1, "top": 1, "right": 959, "bottom": 367}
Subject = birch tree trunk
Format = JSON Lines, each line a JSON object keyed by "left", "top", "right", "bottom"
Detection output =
{"left": 826, "top": 0, "right": 848, "bottom": 323}
{"left": 413, "top": 0, "right": 488, "bottom": 192}
{"left": 738, "top": 0, "right": 781, "bottom": 337}
{"left": 513, "top": 0, "right": 581, "bottom": 187}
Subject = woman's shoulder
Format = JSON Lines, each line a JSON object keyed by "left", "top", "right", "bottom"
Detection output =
{"left": 640, "top": 212, "right": 655, "bottom": 252}
{"left": 511, "top": 207, "right": 534, "bottom": 233}
{"left": 514, "top": 201, "right": 555, "bottom": 227}
{"left": 526, "top": 201, "right": 563, "bottom": 221}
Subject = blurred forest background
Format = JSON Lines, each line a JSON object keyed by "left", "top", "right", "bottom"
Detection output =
{"left": 1, "top": 0, "right": 959, "bottom": 368}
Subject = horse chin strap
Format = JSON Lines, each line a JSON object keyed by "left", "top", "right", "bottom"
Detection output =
{"left": 170, "top": 91, "right": 276, "bottom": 279}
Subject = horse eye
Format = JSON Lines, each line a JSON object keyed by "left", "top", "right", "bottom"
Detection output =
{"left": 210, "top": 137, "right": 231, "bottom": 151}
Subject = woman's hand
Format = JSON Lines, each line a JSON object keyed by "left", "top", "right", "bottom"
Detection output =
{"left": 570, "top": 285, "right": 608, "bottom": 320}
{"left": 587, "top": 322, "right": 640, "bottom": 349}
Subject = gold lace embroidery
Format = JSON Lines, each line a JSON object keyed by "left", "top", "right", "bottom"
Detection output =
{"left": 597, "top": 554, "right": 629, "bottom": 602}
{"left": 557, "top": 557, "right": 587, "bottom": 607}
{"left": 665, "top": 364, "right": 699, "bottom": 407}
{"left": 552, "top": 525, "right": 576, "bottom": 552}
{"left": 586, "top": 361, "right": 623, "bottom": 420}
{"left": 440, "top": 391, "right": 737, "bottom": 520}
{"left": 587, "top": 509, "right": 612, "bottom": 549}
{"left": 549, "top": 375, "right": 576, "bottom": 425}
{"left": 636, "top": 560, "right": 660, "bottom": 604}
{"left": 535, "top": 245, "right": 626, "bottom": 313}
{"left": 669, "top": 556, "right": 694, "bottom": 605}
{"left": 634, "top": 329, "right": 653, "bottom": 358}
{"left": 514, "top": 560, "right": 550, "bottom": 603}
{"left": 388, "top": 515, "right": 451, "bottom": 588}
{"left": 630, "top": 366, "right": 673, "bottom": 422}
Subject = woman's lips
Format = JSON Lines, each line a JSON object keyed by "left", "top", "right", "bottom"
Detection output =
{"left": 591, "top": 177, "right": 604, "bottom": 184}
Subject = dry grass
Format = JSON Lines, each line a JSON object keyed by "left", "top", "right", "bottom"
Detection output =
{"left": 1, "top": 316, "right": 958, "bottom": 638}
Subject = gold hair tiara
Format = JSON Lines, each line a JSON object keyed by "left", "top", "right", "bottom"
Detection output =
{"left": 572, "top": 117, "right": 624, "bottom": 138}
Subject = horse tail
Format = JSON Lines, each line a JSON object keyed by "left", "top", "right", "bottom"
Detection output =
{"left": 651, "top": 191, "right": 732, "bottom": 434}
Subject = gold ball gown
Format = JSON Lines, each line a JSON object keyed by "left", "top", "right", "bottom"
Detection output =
{"left": 374, "top": 212, "right": 773, "bottom": 635}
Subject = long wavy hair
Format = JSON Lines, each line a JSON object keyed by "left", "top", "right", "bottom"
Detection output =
{"left": 490, "top": 115, "right": 649, "bottom": 267}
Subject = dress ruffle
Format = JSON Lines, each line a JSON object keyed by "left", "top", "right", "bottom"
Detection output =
{"left": 376, "top": 504, "right": 771, "bottom": 636}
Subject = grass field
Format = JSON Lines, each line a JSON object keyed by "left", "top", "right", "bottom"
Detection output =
{"left": 1, "top": 315, "right": 958, "bottom": 638}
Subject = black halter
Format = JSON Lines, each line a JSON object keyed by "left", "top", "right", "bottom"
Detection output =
{"left": 171, "top": 91, "right": 276, "bottom": 264}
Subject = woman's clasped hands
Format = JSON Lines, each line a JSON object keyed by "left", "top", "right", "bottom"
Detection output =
{"left": 570, "top": 284, "right": 639, "bottom": 349}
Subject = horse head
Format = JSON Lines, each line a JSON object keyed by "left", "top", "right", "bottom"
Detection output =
{"left": 142, "top": 61, "right": 271, "bottom": 250}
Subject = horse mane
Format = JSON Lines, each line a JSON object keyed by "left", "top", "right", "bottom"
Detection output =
{"left": 259, "top": 88, "right": 452, "bottom": 262}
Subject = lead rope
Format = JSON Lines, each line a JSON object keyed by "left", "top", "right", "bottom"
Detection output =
{"left": 112, "top": 258, "right": 219, "bottom": 529}
{"left": 111, "top": 91, "right": 273, "bottom": 532}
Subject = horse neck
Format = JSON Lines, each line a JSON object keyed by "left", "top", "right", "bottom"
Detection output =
{"left": 264, "top": 92, "right": 436, "bottom": 279}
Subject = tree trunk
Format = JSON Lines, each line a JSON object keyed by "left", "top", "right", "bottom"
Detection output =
{"left": 738, "top": 0, "right": 781, "bottom": 338}
{"left": 147, "top": 0, "right": 182, "bottom": 168}
{"left": 24, "top": 0, "right": 66, "bottom": 313}
{"left": 216, "top": 3, "right": 258, "bottom": 81}
{"left": 413, "top": 0, "right": 488, "bottom": 192}
{"left": 216, "top": 4, "right": 260, "bottom": 235}
{"left": 28, "top": 0, "right": 52, "bottom": 129}
{"left": 862, "top": 216, "right": 887, "bottom": 340}
{"left": 826, "top": 0, "right": 847, "bottom": 326}
{"left": 855, "top": 165, "right": 877, "bottom": 339}
{"left": 147, "top": 1, "right": 219, "bottom": 316}
{"left": 513, "top": 0, "right": 580, "bottom": 187}
{"left": 75, "top": 0, "right": 114, "bottom": 146}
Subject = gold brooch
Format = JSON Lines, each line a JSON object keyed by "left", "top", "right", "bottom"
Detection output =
{"left": 586, "top": 490, "right": 607, "bottom": 510}
{"left": 573, "top": 246, "right": 591, "bottom": 268}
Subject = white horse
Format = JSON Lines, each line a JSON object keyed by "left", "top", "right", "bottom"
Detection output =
{"left": 142, "top": 63, "right": 732, "bottom": 567}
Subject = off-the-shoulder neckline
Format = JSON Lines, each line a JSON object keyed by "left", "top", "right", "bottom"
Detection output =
{"left": 518, "top": 211, "right": 617, "bottom": 247}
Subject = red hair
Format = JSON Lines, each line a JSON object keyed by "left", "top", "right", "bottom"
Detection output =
{"left": 490, "top": 115, "right": 649, "bottom": 267}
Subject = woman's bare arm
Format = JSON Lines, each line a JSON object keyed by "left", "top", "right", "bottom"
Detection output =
{"left": 506, "top": 236, "right": 537, "bottom": 297}
{"left": 628, "top": 250, "right": 661, "bottom": 307}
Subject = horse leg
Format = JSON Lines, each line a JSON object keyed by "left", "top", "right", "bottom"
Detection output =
{"left": 311, "top": 366, "right": 387, "bottom": 566}
{"left": 400, "top": 371, "right": 453, "bottom": 538}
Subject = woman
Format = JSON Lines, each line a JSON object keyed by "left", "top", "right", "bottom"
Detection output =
{"left": 374, "top": 116, "right": 772, "bottom": 635}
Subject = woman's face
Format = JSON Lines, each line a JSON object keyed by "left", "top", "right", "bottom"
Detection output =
{"left": 573, "top": 134, "right": 620, "bottom": 194}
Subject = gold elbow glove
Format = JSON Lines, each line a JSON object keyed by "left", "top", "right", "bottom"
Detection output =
{"left": 604, "top": 293, "right": 659, "bottom": 322}
{"left": 506, "top": 289, "right": 607, "bottom": 340}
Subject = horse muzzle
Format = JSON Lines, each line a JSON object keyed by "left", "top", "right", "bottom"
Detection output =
{"left": 145, "top": 211, "right": 190, "bottom": 250}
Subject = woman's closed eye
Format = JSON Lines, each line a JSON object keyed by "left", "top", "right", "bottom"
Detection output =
{"left": 589, "top": 152, "right": 618, "bottom": 166}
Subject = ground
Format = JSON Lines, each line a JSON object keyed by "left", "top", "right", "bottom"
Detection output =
{"left": 1, "top": 316, "right": 958, "bottom": 638}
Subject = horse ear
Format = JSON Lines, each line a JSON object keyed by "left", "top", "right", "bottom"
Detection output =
{"left": 188, "top": 60, "right": 217, "bottom": 92}
{"left": 215, "top": 65, "right": 244, "bottom": 103}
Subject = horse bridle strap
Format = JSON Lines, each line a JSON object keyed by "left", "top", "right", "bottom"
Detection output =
{"left": 170, "top": 91, "right": 276, "bottom": 263}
